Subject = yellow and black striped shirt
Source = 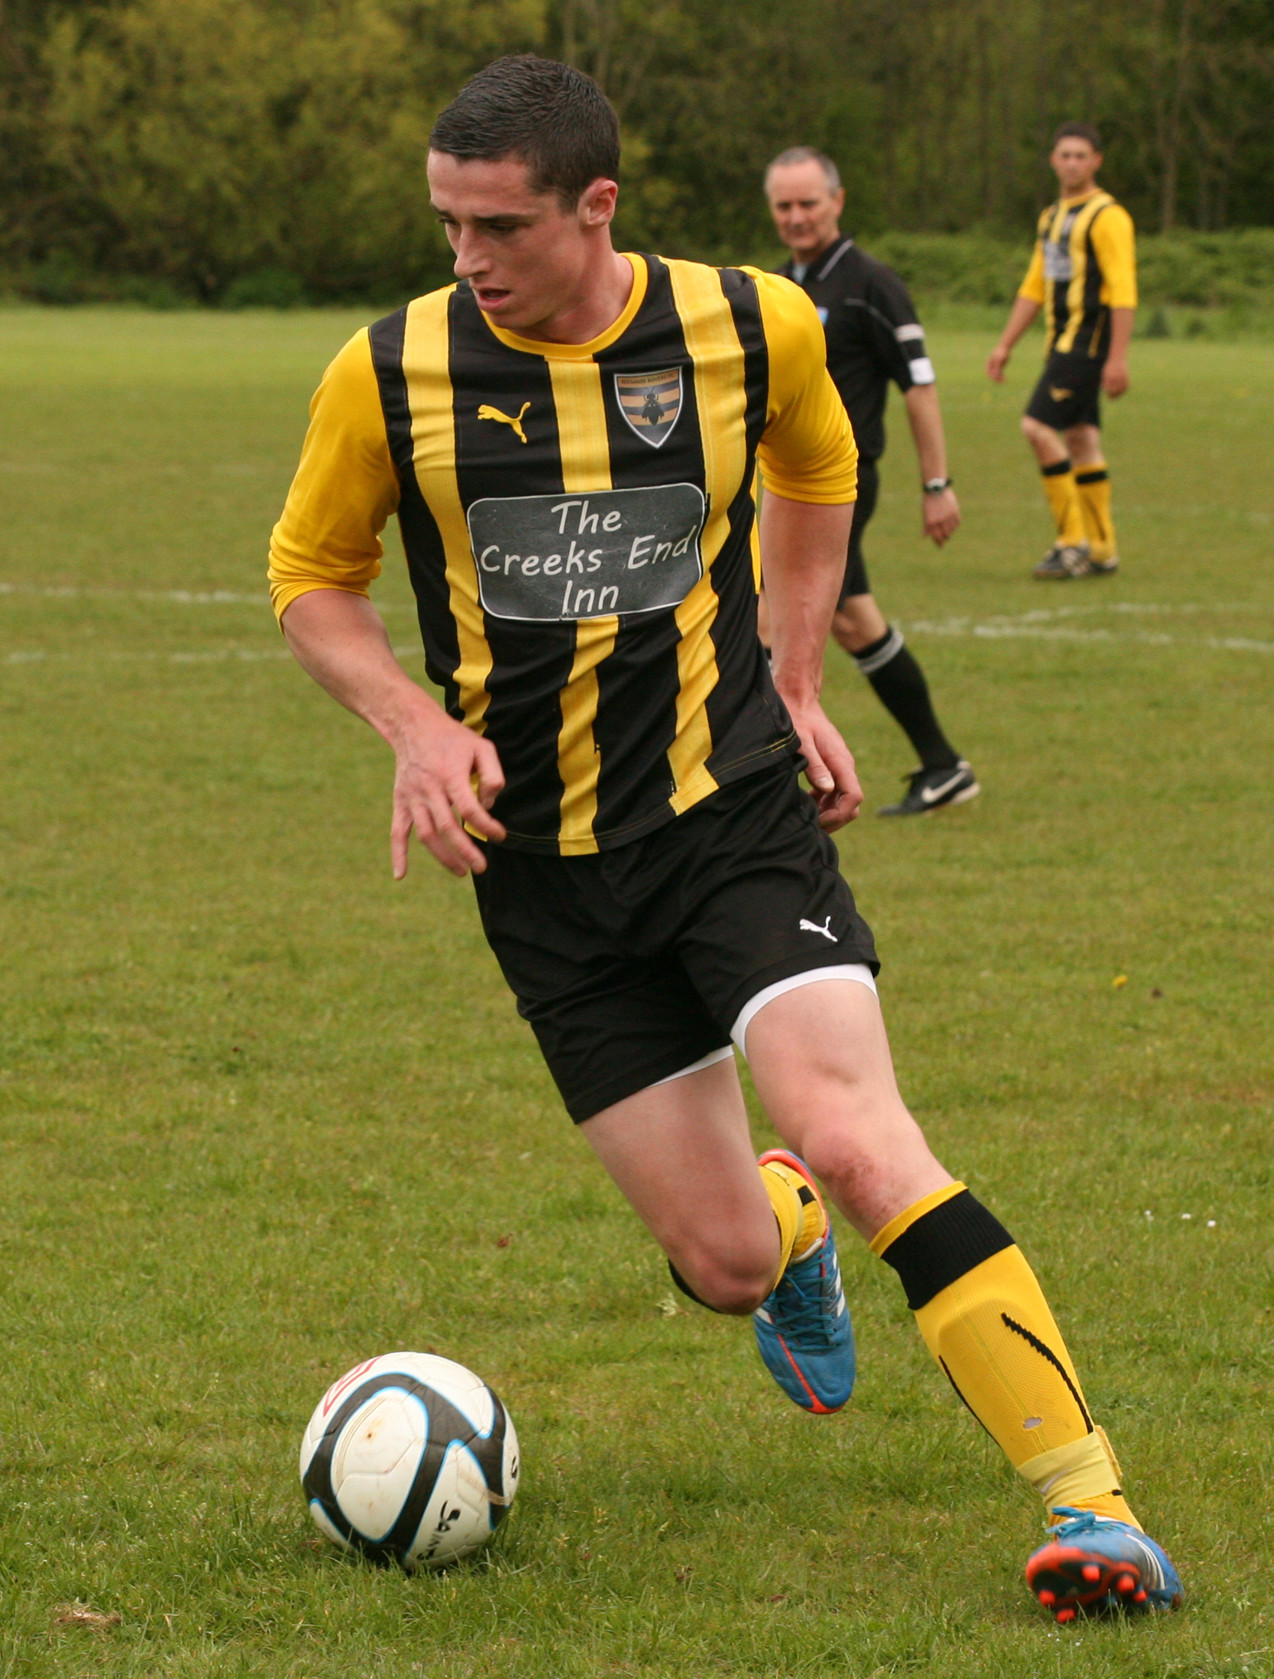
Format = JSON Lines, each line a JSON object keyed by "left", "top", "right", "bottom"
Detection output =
{"left": 1019, "top": 192, "right": 1137, "bottom": 357}
{"left": 269, "top": 254, "right": 856, "bottom": 855}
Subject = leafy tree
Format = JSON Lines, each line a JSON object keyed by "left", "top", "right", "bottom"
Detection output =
{"left": 1, "top": 0, "right": 1269, "bottom": 297}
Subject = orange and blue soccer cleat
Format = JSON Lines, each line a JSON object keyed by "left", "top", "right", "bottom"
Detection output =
{"left": 752, "top": 1150, "right": 855, "bottom": 1414}
{"left": 1026, "top": 1506, "right": 1184, "bottom": 1623}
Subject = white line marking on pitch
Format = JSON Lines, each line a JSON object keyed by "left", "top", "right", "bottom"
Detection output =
{"left": 4, "top": 645, "right": 424, "bottom": 666}
{"left": 899, "top": 601, "right": 1274, "bottom": 654}
{"left": 0, "top": 581, "right": 413, "bottom": 611}
{"left": 4, "top": 591, "right": 1273, "bottom": 663}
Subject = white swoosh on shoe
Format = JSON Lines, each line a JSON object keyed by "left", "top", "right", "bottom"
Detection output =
{"left": 920, "top": 769, "right": 967, "bottom": 805}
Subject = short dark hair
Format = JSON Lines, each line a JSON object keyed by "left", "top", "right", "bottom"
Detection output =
{"left": 1052, "top": 122, "right": 1102, "bottom": 151}
{"left": 430, "top": 56, "right": 620, "bottom": 207}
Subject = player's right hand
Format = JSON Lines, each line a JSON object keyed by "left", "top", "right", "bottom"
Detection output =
{"left": 390, "top": 716, "right": 506, "bottom": 879}
{"left": 986, "top": 345, "right": 1010, "bottom": 382}
{"left": 784, "top": 698, "right": 863, "bottom": 831}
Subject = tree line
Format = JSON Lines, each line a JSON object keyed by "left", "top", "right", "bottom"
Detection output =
{"left": 1, "top": 0, "right": 1271, "bottom": 305}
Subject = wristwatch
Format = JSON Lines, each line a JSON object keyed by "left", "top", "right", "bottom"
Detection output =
{"left": 923, "top": 477, "right": 953, "bottom": 495}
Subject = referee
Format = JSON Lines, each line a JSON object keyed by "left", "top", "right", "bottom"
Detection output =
{"left": 269, "top": 57, "right": 1180, "bottom": 1620}
{"left": 766, "top": 147, "right": 978, "bottom": 817}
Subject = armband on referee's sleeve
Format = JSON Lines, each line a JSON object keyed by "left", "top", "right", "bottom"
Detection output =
{"left": 895, "top": 322, "right": 935, "bottom": 386}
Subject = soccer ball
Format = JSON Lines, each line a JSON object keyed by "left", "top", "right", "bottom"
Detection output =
{"left": 299, "top": 1351, "right": 520, "bottom": 1569}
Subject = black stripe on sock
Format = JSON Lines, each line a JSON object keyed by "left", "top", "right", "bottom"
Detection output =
{"left": 879, "top": 1189, "right": 1014, "bottom": 1311}
{"left": 1041, "top": 459, "right": 1073, "bottom": 477}
{"left": 1074, "top": 468, "right": 1109, "bottom": 484}
{"left": 939, "top": 1355, "right": 995, "bottom": 1441}
{"left": 1001, "top": 1313, "right": 1093, "bottom": 1432}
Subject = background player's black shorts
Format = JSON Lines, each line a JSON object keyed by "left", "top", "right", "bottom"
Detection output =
{"left": 1025, "top": 350, "right": 1104, "bottom": 431}
{"left": 471, "top": 764, "right": 879, "bottom": 1123}
{"left": 841, "top": 455, "right": 879, "bottom": 602}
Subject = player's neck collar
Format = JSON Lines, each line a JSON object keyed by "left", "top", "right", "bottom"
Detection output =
{"left": 477, "top": 255, "right": 648, "bottom": 360}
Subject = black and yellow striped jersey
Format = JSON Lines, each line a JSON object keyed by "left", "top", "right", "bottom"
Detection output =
{"left": 269, "top": 254, "right": 856, "bottom": 856}
{"left": 1018, "top": 192, "right": 1137, "bottom": 357}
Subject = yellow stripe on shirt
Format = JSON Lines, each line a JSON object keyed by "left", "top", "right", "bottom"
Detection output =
{"left": 664, "top": 259, "right": 742, "bottom": 814}
{"left": 401, "top": 289, "right": 494, "bottom": 734}
{"left": 548, "top": 356, "right": 617, "bottom": 854}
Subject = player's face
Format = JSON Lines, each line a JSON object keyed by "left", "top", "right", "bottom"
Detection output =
{"left": 766, "top": 162, "right": 846, "bottom": 262}
{"left": 428, "top": 151, "right": 618, "bottom": 337}
{"left": 1050, "top": 138, "right": 1102, "bottom": 196}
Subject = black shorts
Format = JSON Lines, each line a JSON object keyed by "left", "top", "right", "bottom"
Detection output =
{"left": 841, "top": 455, "right": 880, "bottom": 602}
{"left": 471, "top": 764, "right": 879, "bottom": 1123}
{"left": 1025, "top": 351, "right": 1104, "bottom": 431}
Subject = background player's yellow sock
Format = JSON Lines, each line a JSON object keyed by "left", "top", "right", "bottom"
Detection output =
{"left": 1040, "top": 459, "right": 1086, "bottom": 547}
{"left": 873, "top": 1184, "right": 1139, "bottom": 1528}
{"left": 1075, "top": 463, "right": 1116, "bottom": 560}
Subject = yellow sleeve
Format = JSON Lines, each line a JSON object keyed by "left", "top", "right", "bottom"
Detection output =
{"left": 1091, "top": 204, "right": 1138, "bottom": 309}
{"left": 268, "top": 328, "right": 400, "bottom": 623}
{"left": 1018, "top": 240, "right": 1046, "bottom": 304}
{"left": 745, "top": 268, "right": 857, "bottom": 505}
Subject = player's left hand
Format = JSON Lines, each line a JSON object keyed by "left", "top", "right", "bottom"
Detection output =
{"left": 784, "top": 699, "right": 863, "bottom": 830}
{"left": 922, "top": 487, "right": 961, "bottom": 546}
{"left": 1102, "top": 359, "right": 1129, "bottom": 397}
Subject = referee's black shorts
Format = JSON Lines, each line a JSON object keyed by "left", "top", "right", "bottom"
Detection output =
{"left": 471, "top": 763, "right": 879, "bottom": 1123}
{"left": 1025, "top": 350, "right": 1104, "bottom": 432}
{"left": 841, "top": 455, "right": 880, "bottom": 602}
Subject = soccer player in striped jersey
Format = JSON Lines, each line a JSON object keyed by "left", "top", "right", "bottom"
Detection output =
{"left": 269, "top": 57, "right": 1180, "bottom": 1620}
{"left": 988, "top": 124, "right": 1137, "bottom": 578}
{"left": 766, "top": 147, "right": 977, "bottom": 817}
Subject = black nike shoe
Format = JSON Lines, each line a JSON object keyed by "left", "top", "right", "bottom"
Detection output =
{"left": 1033, "top": 541, "right": 1107, "bottom": 578}
{"left": 878, "top": 759, "right": 980, "bottom": 817}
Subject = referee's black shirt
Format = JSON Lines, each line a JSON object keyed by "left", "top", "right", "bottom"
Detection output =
{"left": 778, "top": 236, "right": 935, "bottom": 464}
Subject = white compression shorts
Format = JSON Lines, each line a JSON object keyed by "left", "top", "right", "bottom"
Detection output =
{"left": 650, "top": 963, "right": 878, "bottom": 1087}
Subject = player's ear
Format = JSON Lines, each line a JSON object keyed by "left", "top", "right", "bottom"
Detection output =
{"left": 579, "top": 178, "right": 618, "bottom": 228}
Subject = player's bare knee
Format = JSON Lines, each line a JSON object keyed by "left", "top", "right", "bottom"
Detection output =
{"left": 1020, "top": 414, "right": 1049, "bottom": 447}
{"left": 831, "top": 610, "right": 869, "bottom": 655}
{"left": 675, "top": 1246, "right": 774, "bottom": 1316}
{"left": 799, "top": 1108, "right": 943, "bottom": 1223}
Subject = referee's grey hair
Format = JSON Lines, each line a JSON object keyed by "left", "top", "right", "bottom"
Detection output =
{"left": 765, "top": 147, "right": 841, "bottom": 192}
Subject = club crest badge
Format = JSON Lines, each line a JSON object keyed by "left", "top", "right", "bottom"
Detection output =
{"left": 614, "top": 368, "right": 683, "bottom": 449}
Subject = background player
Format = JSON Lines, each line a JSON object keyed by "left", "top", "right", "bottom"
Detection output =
{"left": 988, "top": 123, "right": 1137, "bottom": 579}
{"left": 269, "top": 56, "right": 1181, "bottom": 1620}
{"left": 765, "top": 147, "right": 977, "bottom": 818}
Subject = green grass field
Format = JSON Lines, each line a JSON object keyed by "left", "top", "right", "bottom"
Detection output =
{"left": 1, "top": 306, "right": 1271, "bottom": 1679}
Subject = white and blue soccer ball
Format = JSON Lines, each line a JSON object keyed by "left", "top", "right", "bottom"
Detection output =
{"left": 299, "top": 1351, "right": 519, "bottom": 1569}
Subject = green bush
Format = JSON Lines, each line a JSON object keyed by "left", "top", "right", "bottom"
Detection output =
{"left": 29, "top": 251, "right": 90, "bottom": 304}
{"left": 220, "top": 267, "right": 306, "bottom": 309}
{"left": 858, "top": 228, "right": 1274, "bottom": 317}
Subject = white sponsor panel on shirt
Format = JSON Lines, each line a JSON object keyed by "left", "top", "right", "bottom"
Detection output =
{"left": 466, "top": 484, "right": 706, "bottom": 622}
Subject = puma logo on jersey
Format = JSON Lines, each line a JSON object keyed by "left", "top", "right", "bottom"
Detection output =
{"left": 799, "top": 916, "right": 838, "bottom": 942}
{"left": 1048, "top": 386, "right": 1074, "bottom": 401}
{"left": 478, "top": 401, "right": 531, "bottom": 444}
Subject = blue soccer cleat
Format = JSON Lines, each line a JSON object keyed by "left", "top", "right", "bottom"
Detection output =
{"left": 752, "top": 1150, "right": 855, "bottom": 1414}
{"left": 1026, "top": 1506, "right": 1184, "bottom": 1622}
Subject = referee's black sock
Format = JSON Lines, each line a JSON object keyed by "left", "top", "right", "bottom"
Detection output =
{"left": 851, "top": 626, "right": 960, "bottom": 772}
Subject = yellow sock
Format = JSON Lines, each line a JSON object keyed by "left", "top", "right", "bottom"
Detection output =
{"left": 1040, "top": 460, "right": 1086, "bottom": 547}
{"left": 874, "top": 1184, "right": 1138, "bottom": 1528}
{"left": 1075, "top": 463, "right": 1116, "bottom": 560}
{"left": 759, "top": 1154, "right": 826, "bottom": 1286}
